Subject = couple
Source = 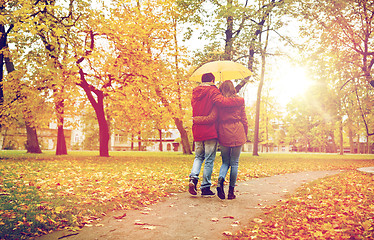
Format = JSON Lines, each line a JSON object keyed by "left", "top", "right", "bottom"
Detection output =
{"left": 189, "top": 72, "right": 248, "bottom": 200}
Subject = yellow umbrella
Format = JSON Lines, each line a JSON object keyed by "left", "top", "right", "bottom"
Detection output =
{"left": 189, "top": 60, "right": 252, "bottom": 82}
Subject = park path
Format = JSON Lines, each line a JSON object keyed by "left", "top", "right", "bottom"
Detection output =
{"left": 37, "top": 170, "right": 342, "bottom": 240}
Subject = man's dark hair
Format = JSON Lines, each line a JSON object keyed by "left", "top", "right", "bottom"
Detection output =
{"left": 202, "top": 73, "right": 215, "bottom": 83}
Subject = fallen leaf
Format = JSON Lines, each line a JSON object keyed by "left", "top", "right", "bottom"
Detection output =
{"left": 114, "top": 213, "right": 127, "bottom": 219}
{"left": 313, "top": 231, "right": 323, "bottom": 237}
{"left": 253, "top": 218, "right": 264, "bottom": 224}
{"left": 142, "top": 225, "right": 156, "bottom": 230}
{"left": 222, "top": 231, "right": 233, "bottom": 236}
{"left": 134, "top": 220, "right": 146, "bottom": 225}
{"left": 211, "top": 218, "right": 219, "bottom": 222}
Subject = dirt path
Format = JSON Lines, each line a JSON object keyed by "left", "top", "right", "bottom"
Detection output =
{"left": 37, "top": 170, "right": 342, "bottom": 240}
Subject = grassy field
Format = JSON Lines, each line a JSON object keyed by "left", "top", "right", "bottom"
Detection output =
{"left": 0, "top": 150, "right": 373, "bottom": 239}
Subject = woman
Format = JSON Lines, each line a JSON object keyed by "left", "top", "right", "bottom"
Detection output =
{"left": 194, "top": 80, "right": 248, "bottom": 199}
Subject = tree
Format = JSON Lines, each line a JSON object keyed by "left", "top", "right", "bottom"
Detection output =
{"left": 177, "top": 0, "right": 294, "bottom": 157}
{"left": 23, "top": 0, "right": 88, "bottom": 155}
{"left": 246, "top": 88, "right": 283, "bottom": 153}
{"left": 300, "top": 0, "right": 374, "bottom": 88}
{"left": 1, "top": 0, "right": 86, "bottom": 154}
{"left": 75, "top": 0, "right": 190, "bottom": 156}
{"left": 252, "top": 21, "right": 267, "bottom": 155}
{"left": 177, "top": 0, "right": 286, "bottom": 81}
{"left": 0, "top": 3, "right": 44, "bottom": 153}
{"left": 299, "top": 1, "right": 374, "bottom": 152}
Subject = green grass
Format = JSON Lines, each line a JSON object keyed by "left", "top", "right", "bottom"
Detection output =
{"left": 0, "top": 150, "right": 373, "bottom": 239}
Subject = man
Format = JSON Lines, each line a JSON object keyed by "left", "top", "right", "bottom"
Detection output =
{"left": 189, "top": 73, "right": 244, "bottom": 196}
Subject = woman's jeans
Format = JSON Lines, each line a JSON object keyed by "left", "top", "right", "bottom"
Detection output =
{"left": 219, "top": 145, "right": 242, "bottom": 187}
{"left": 189, "top": 139, "right": 218, "bottom": 189}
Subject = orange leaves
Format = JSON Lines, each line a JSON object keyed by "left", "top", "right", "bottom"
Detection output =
{"left": 1, "top": 153, "right": 374, "bottom": 239}
{"left": 0, "top": 155, "right": 189, "bottom": 239}
{"left": 233, "top": 171, "right": 374, "bottom": 240}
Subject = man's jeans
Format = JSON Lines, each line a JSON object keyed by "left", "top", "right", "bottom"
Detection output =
{"left": 189, "top": 139, "right": 218, "bottom": 189}
{"left": 219, "top": 145, "right": 242, "bottom": 187}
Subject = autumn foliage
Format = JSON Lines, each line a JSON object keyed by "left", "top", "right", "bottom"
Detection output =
{"left": 0, "top": 152, "right": 373, "bottom": 239}
{"left": 231, "top": 171, "right": 374, "bottom": 239}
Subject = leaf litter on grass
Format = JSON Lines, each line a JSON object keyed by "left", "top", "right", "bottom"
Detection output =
{"left": 230, "top": 171, "right": 374, "bottom": 240}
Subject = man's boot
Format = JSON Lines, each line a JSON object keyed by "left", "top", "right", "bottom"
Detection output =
{"left": 201, "top": 187, "right": 215, "bottom": 196}
{"left": 227, "top": 186, "right": 236, "bottom": 200}
{"left": 189, "top": 177, "right": 198, "bottom": 195}
{"left": 217, "top": 177, "right": 225, "bottom": 200}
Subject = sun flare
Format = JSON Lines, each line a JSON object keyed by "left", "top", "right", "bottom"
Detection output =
{"left": 271, "top": 64, "right": 313, "bottom": 106}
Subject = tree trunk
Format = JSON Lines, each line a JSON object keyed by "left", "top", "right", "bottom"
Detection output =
{"left": 159, "top": 129, "right": 163, "bottom": 151}
{"left": 97, "top": 103, "right": 110, "bottom": 157}
{"left": 131, "top": 134, "right": 134, "bottom": 150}
{"left": 25, "top": 123, "right": 42, "bottom": 153}
{"left": 224, "top": 0, "right": 233, "bottom": 61}
{"left": 253, "top": 22, "right": 269, "bottom": 156}
{"left": 348, "top": 122, "right": 354, "bottom": 153}
{"left": 236, "top": 1, "right": 277, "bottom": 93}
{"left": 56, "top": 98, "right": 67, "bottom": 155}
{"left": 154, "top": 84, "right": 192, "bottom": 154}
{"left": 174, "top": 118, "right": 192, "bottom": 154}
{"left": 138, "top": 132, "right": 142, "bottom": 151}
{"left": 339, "top": 118, "right": 344, "bottom": 155}
{"left": 0, "top": 25, "right": 4, "bottom": 108}
{"left": 253, "top": 81, "right": 262, "bottom": 156}
{"left": 78, "top": 70, "right": 110, "bottom": 157}
{"left": 366, "top": 136, "right": 369, "bottom": 154}
{"left": 329, "top": 131, "right": 337, "bottom": 153}
{"left": 171, "top": 20, "right": 192, "bottom": 155}
{"left": 56, "top": 125, "right": 67, "bottom": 155}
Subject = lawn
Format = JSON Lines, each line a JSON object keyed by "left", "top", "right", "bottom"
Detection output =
{"left": 0, "top": 150, "right": 373, "bottom": 239}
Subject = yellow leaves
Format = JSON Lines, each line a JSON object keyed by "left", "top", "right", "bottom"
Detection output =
{"left": 0, "top": 15, "right": 7, "bottom": 25}
{"left": 234, "top": 171, "right": 374, "bottom": 239}
{"left": 54, "top": 28, "right": 64, "bottom": 37}
{"left": 313, "top": 231, "right": 323, "bottom": 237}
{"left": 142, "top": 225, "right": 156, "bottom": 230}
{"left": 253, "top": 218, "right": 264, "bottom": 224}
{"left": 1, "top": 154, "right": 374, "bottom": 239}
{"left": 362, "top": 220, "right": 373, "bottom": 231}
{"left": 54, "top": 206, "right": 65, "bottom": 214}
{"left": 35, "top": 214, "right": 46, "bottom": 223}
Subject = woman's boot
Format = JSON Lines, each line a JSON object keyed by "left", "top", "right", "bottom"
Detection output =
{"left": 217, "top": 177, "right": 225, "bottom": 199}
{"left": 228, "top": 186, "right": 236, "bottom": 200}
{"left": 189, "top": 177, "right": 198, "bottom": 195}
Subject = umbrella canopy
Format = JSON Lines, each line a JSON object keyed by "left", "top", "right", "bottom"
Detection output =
{"left": 189, "top": 60, "right": 252, "bottom": 82}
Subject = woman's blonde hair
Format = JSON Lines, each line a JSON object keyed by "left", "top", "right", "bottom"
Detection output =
{"left": 219, "top": 80, "right": 237, "bottom": 97}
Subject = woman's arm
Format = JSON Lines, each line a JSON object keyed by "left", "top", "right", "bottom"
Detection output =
{"left": 193, "top": 106, "right": 218, "bottom": 125}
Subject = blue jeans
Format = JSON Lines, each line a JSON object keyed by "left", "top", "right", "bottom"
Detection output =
{"left": 189, "top": 139, "right": 218, "bottom": 189}
{"left": 219, "top": 145, "right": 242, "bottom": 187}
